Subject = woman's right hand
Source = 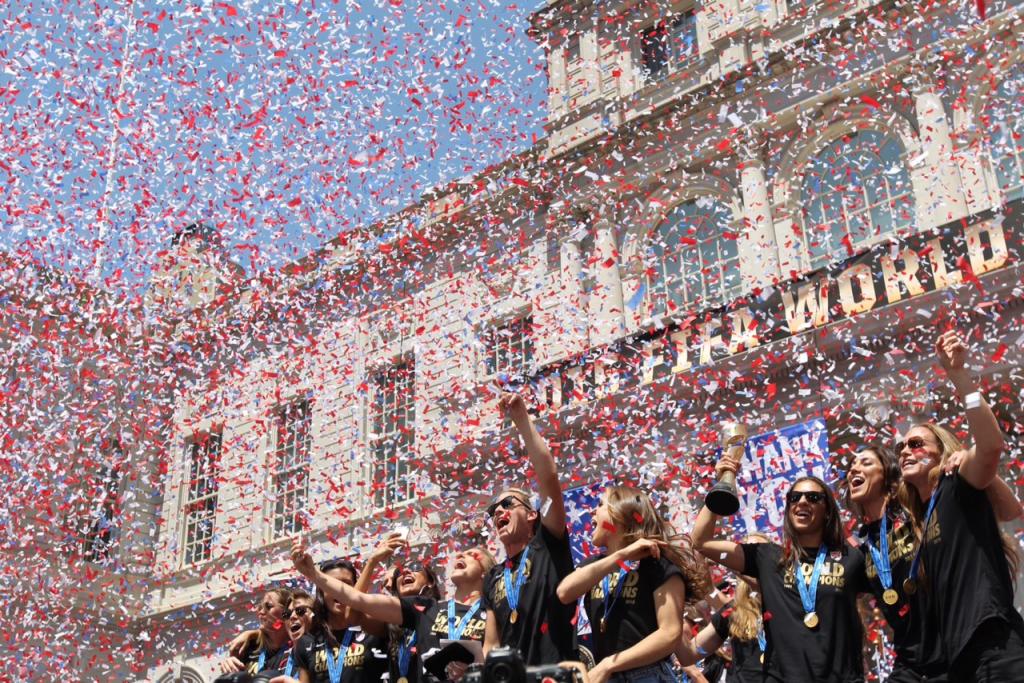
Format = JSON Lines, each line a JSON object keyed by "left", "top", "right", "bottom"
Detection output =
{"left": 615, "top": 538, "right": 665, "bottom": 562}
{"left": 218, "top": 656, "right": 245, "bottom": 674}
{"left": 715, "top": 452, "right": 742, "bottom": 479}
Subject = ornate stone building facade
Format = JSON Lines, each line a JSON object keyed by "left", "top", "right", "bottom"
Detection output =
{"left": 97, "top": 0, "right": 1024, "bottom": 679}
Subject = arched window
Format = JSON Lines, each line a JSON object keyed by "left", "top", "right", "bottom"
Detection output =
{"left": 801, "top": 129, "right": 915, "bottom": 269}
{"left": 649, "top": 196, "right": 740, "bottom": 316}
{"left": 989, "top": 69, "right": 1024, "bottom": 202}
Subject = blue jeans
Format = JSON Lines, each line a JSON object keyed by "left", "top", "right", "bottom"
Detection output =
{"left": 609, "top": 659, "right": 678, "bottom": 683}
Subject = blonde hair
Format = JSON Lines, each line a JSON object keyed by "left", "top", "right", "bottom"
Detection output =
{"left": 603, "top": 485, "right": 711, "bottom": 603}
{"left": 466, "top": 545, "right": 497, "bottom": 575}
{"left": 729, "top": 532, "right": 770, "bottom": 641}
{"left": 896, "top": 422, "right": 1019, "bottom": 582}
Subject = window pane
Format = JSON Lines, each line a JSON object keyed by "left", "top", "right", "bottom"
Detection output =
{"left": 370, "top": 362, "right": 415, "bottom": 509}
{"left": 990, "top": 72, "right": 1024, "bottom": 202}
{"left": 651, "top": 197, "right": 738, "bottom": 316}
{"left": 801, "top": 130, "right": 915, "bottom": 269}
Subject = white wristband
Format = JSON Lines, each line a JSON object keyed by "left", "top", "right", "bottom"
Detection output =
{"left": 964, "top": 391, "right": 982, "bottom": 410}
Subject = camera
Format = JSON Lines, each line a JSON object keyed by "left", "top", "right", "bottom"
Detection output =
{"left": 463, "top": 647, "right": 582, "bottom": 683}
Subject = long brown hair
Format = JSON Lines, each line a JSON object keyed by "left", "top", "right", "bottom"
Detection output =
{"left": 895, "top": 422, "right": 1020, "bottom": 582}
{"left": 778, "top": 476, "right": 845, "bottom": 570}
{"left": 729, "top": 532, "right": 770, "bottom": 641}
{"left": 602, "top": 485, "right": 711, "bottom": 602}
{"left": 841, "top": 443, "right": 901, "bottom": 519}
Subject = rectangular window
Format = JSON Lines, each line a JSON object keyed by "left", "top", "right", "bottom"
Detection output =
{"left": 369, "top": 362, "right": 415, "bottom": 510}
{"left": 63, "top": 448, "right": 123, "bottom": 564}
{"left": 482, "top": 315, "right": 533, "bottom": 381}
{"left": 641, "top": 11, "right": 697, "bottom": 82}
{"left": 182, "top": 430, "right": 221, "bottom": 566}
{"left": 565, "top": 34, "right": 587, "bottom": 107}
{"left": 271, "top": 400, "right": 312, "bottom": 539}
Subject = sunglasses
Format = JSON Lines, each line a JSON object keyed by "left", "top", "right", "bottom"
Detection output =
{"left": 786, "top": 490, "right": 827, "bottom": 506}
{"left": 284, "top": 606, "right": 311, "bottom": 619}
{"left": 486, "top": 496, "right": 528, "bottom": 518}
{"left": 894, "top": 436, "right": 929, "bottom": 453}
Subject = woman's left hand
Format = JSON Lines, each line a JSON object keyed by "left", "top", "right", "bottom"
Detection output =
{"left": 936, "top": 330, "right": 968, "bottom": 373}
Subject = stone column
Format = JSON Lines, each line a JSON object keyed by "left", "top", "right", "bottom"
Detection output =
{"left": 914, "top": 89, "right": 968, "bottom": 226}
{"left": 589, "top": 219, "right": 625, "bottom": 346}
{"left": 738, "top": 137, "right": 781, "bottom": 290}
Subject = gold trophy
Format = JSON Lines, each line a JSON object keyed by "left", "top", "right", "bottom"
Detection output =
{"left": 704, "top": 422, "right": 748, "bottom": 516}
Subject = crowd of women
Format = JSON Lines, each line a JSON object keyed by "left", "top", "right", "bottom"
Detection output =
{"left": 214, "top": 331, "right": 1024, "bottom": 683}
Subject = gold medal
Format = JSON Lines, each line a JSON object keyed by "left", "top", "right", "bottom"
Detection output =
{"left": 760, "top": 653, "right": 765, "bottom": 664}
{"left": 803, "top": 612, "right": 819, "bottom": 629}
{"left": 883, "top": 589, "right": 899, "bottom": 605}
{"left": 903, "top": 578, "right": 917, "bottom": 595}
{"left": 398, "top": 678, "right": 408, "bottom": 683}
{"left": 599, "top": 617, "right": 606, "bottom": 633}
{"left": 510, "top": 609, "right": 518, "bottom": 624}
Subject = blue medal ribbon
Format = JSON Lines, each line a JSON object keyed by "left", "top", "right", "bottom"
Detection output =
{"left": 256, "top": 649, "right": 267, "bottom": 672}
{"left": 284, "top": 652, "right": 296, "bottom": 679}
{"left": 503, "top": 545, "right": 531, "bottom": 618}
{"left": 600, "top": 562, "right": 633, "bottom": 630}
{"left": 397, "top": 628, "right": 418, "bottom": 680}
{"left": 863, "top": 509, "right": 894, "bottom": 592}
{"left": 326, "top": 630, "right": 354, "bottom": 683}
{"left": 907, "top": 476, "right": 944, "bottom": 588}
{"left": 447, "top": 598, "right": 482, "bottom": 640}
{"left": 756, "top": 627, "right": 766, "bottom": 654}
{"left": 794, "top": 545, "right": 828, "bottom": 623}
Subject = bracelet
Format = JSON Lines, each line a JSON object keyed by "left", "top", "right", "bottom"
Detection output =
{"left": 964, "top": 391, "right": 982, "bottom": 410}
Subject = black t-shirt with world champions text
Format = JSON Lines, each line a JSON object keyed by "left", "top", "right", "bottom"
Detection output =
{"left": 856, "top": 505, "right": 945, "bottom": 675}
{"left": 240, "top": 640, "right": 290, "bottom": 676}
{"left": 579, "top": 554, "right": 682, "bottom": 664}
{"left": 918, "top": 474, "right": 1024, "bottom": 665}
{"left": 710, "top": 604, "right": 780, "bottom": 683}
{"left": 397, "top": 595, "right": 488, "bottom": 682}
{"left": 292, "top": 627, "right": 389, "bottom": 683}
{"left": 740, "top": 542, "right": 867, "bottom": 683}
{"left": 480, "top": 523, "right": 577, "bottom": 665}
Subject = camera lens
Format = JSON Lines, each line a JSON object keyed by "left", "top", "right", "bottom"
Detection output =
{"left": 490, "top": 662, "right": 513, "bottom": 682}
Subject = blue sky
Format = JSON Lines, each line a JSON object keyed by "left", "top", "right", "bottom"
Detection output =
{"left": 0, "top": 0, "right": 546, "bottom": 284}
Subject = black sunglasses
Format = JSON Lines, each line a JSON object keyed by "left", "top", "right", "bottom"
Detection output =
{"left": 284, "top": 606, "right": 311, "bottom": 619}
{"left": 894, "top": 436, "right": 928, "bottom": 453}
{"left": 486, "top": 496, "right": 528, "bottom": 518}
{"left": 786, "top": 490, "right": 827, "bottom": 506}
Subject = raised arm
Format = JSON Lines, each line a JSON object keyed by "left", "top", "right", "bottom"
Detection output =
{"left": 691, "top": 454, "right": 746, "bottom": 573}
{"left": 556, "top": 539, "right": 665, "bottom": 604}
{"left": 500, "top": 392, "right": 566, "bottom": 537}
{"left": 291, "top": 538, "right": 405, "bottom": 625}
{"left": 587, "top": 575, "right": 686, "bottom": 682}
{"left": 937, "top": 331, "right": 1005, "bottom": 489}
{"left": 483, "top": 610, "right": 500, "bottom": 657}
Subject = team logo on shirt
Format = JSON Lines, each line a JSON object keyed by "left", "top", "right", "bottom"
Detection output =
{"left": 492, "top": 559, "right": 533, "bottom": 602}
{"left": 314, "top": 642, "right": 364, "bottom": 672}
{"left": 589, "top": 570, "right": 641, "bottom": 603}
{"left": 782, "top": 560, "right": 847, "bottom": 588}
{"left": 430, "top": 610, "right": 487, "bottom": 640}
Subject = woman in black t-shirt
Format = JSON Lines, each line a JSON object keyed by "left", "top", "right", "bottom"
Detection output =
{"left": 692, "top": 474, "right": 867, "bottom": 683}
{"left": 844, "top": 444, "right": 945, "bottom": 682}
{"left": 272, "top": 560, "right": 388, "bottom": 683}
{"left": 891, "top": 330, "right": 1024, "bottom": 682}
{"left": 291, "top": 536, "right": 494, "bottom": 683}
{"left": 217, "top": 588, "right": 294, "bottom": 679}
{"left": 684, "top": 533, "right": 778, "bottom": 683}
{"left": 556, "top": 485, "right": 710, "bottom": 683}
